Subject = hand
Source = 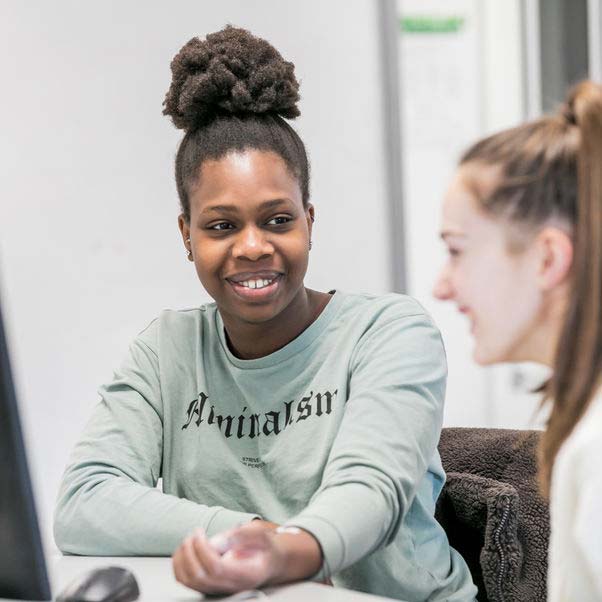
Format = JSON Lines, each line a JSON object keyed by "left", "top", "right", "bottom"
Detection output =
{"left": 172, "top": 521, "right": 322, "bottom": 595}
{"left": 172, "top": 521, "right": 281, "bottom": 595}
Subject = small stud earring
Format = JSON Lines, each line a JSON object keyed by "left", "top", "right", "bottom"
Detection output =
{"left": 185, "top": 238, "right": 192, "bottom": 259}
{"left": 309, "top": 240, "right": 313, "bottom": 250}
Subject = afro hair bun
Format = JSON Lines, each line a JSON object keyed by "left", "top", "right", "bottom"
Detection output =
{"left": 163, "top": 26, "right": 301, "bottom": 130}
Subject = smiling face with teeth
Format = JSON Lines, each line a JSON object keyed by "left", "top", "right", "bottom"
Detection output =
{"left": 178, "top": 149, "right": 322, "bottom": 352}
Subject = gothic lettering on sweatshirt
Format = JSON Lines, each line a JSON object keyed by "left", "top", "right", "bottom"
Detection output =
{"left": 181, "top": 389, "right": 338, "bottom": 439}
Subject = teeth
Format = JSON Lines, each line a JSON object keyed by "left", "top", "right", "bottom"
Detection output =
{"left": 238, "top": 278, "right": 275, "bottom": 290}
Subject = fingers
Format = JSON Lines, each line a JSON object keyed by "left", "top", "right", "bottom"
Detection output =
{"left": 172, "top": 526, "right": 276, "bottom": 594}
{"left": 180, "top": 532, "right": 206, "bottom": 583}
{"left": 192, "top": 529, "right": 224, "bottom": 577}
{"left": 172, "top": 528, "right": 226, "bottom": 593}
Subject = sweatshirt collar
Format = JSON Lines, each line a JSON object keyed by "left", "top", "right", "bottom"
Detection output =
{"left": 214, "top": 290, "right": 344, "bottom": 369}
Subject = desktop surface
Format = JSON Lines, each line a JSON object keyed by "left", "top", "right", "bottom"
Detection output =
{"left": 0, "top": 555, "right": 399, "bottom": 602}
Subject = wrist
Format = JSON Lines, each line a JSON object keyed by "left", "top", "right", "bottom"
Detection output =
{"left": 267, "top": 526, "right": 322, "bottom": 585}
{"left": 252, "top": 518, "right": 279, "bottom": 530}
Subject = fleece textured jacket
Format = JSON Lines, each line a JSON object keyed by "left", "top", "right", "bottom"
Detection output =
{"left": 54, "top": 290, "right": 477, "bottom": 601}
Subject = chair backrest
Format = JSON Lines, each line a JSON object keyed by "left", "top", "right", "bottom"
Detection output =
{"left": 436, "top": 428, "right": 549, "bottom": 602}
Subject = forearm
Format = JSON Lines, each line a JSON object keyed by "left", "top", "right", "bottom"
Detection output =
{"left": 54, "top": 474, "right": 259, "bottom": 555}
{"left": 284, "top": 482, "right": 390, "bottom": 576}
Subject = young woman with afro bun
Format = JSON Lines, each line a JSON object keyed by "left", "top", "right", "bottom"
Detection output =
{"left": 54, "top": 26, "right": 477, "bottom": 602}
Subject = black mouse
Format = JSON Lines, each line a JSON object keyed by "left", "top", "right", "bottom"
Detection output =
{"left": 56, "top": 566, "right": 140, "bottom": 602}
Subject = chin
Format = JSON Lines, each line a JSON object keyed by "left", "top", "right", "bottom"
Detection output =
{"left": 472, "top": 343, "right": 508, "bottom": 366}
{"left": 239, "top": 310, "right": 280, "bottom": 324}
{"left": 233, "top": 301, "right": 285, "bottom": 324}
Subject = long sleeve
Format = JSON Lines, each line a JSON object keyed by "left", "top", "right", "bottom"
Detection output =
{"left": 573, "top": 400, "right": 602, "bottom": 597}
{"left": 574, "top": 472, "right": 602, "bottom": 597}
{"left": 285, "top": 310, "right": 446, "bottom": 575}
{"left": 53, "top": 333, "right": 258, "bottom": 556}
{"left": 549, "top": 396, "right": 602, "bottom": 601}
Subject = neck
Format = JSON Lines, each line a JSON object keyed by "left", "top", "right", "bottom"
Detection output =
{"left": 518, "top": 324, "right": 559, "bottom": 366}
{"left": 514, "top": 286, "right": 569, "bottom": 367}
{"left": 220, "top": 288, "right": 331, "bottom": 359}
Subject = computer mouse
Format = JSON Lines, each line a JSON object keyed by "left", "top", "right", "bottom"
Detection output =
{"left": 56, "top": 566, "right": 140, "bottom": 602}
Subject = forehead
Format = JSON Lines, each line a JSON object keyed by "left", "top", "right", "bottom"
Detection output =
{"left": 442, "top": 163, "right": 502, "bottom": 234}
{"left": 191, "top": 150, "right": 302, "bottom": 211}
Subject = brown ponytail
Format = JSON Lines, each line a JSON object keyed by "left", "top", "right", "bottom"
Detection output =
{"left": 540, "top": 82, "right": 602, "bottom": 496}
{"left": 459, "top": 80, "right": 602, "bottom": 497}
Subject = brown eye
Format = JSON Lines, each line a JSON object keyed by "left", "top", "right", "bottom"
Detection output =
{"left": 266, "top": 215, "right": 292, "bottom": 226}
{"left": 210, "top": 222, "right": 234, "bottom": 231}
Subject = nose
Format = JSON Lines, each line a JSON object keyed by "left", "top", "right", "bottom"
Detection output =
{"left": 433, "top": 268, "right": 454, "bottom": 301}
{"left": 232, "top": 226, "right": 274, "bottom": 261}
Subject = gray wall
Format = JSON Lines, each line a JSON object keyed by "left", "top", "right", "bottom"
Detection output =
{"left": 0, "top": 1, "right": 391, "bottom": 546}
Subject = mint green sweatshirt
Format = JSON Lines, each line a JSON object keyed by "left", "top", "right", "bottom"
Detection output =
{"left": 54, "top": 291, "right": 477, "bottom": 601}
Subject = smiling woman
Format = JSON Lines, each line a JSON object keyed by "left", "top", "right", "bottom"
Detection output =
{"left": 180, "top": 150, "right": 322, "bottom": 358}
{"left": 434, "top": 80, "right": 602, "bottom": 601}
{"left": 53, "top": 26, "right": 477, "bottom": 602}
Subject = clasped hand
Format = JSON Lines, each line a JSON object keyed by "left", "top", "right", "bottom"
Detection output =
{"left": 172, "top": 520, "right": 322, "bottom": 595}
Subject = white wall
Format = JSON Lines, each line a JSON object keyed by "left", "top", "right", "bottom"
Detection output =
{"left": 1, "top": 0, "right": 548, "bottom": 554}
{"left": 0, "top": 0, "right": 390, "bottom": 547}
{"left": 399, "top": 0, "right": 488, "bottom": 427}
{"left": 398, "top": 0, "right": 547, "bottom": 429}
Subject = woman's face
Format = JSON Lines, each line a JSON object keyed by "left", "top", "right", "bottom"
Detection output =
{"left": 179, "top": 149, "right": 313, "bottom": 326}
{"left": 433, "top": 164, "right": 546, "bottom": 365}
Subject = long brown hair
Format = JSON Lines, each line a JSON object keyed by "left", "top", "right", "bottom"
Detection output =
{"left": 459, "top": 81, "right": 602, "bottom": 496}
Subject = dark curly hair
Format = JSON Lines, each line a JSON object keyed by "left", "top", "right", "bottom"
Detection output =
{"left": 163, "top": 26, "right": 310, "bottom": 220}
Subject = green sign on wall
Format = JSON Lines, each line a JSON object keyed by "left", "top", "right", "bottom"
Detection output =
{"left": 400, "top": 16, "right": 465, "bottom": 34}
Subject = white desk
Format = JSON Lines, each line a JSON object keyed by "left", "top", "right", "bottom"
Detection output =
{"left": 2, "top": 556, "right": 399, "bottom": 602}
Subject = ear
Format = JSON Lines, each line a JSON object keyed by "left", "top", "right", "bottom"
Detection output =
{"left": 536, "top": 226, "right": 573, "bottom": 290}
{"left": 306, "top": 203, "right": 315, "bottom": 236}
{"left": 178, "top": 214, "right": 193, "bottom": 261}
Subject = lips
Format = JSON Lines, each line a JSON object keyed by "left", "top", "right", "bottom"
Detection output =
{"left": 226, "top": 270, "right": 282, "bottom": 284}
{"left": 226, "top": 272, "right": 283, "bottom": 302}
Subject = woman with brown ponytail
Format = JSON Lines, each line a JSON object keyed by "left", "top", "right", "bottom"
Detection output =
{"left": 434, "top": 80, "right": 602, "bottom": 601}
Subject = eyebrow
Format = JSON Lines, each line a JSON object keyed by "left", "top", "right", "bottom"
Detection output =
{"left": 201, "top": 198, "right": 293, "bottom": 215}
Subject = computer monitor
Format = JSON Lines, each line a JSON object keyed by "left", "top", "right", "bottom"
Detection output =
{"left": 0, "top": 296, "right": 52, "bottom": 600}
